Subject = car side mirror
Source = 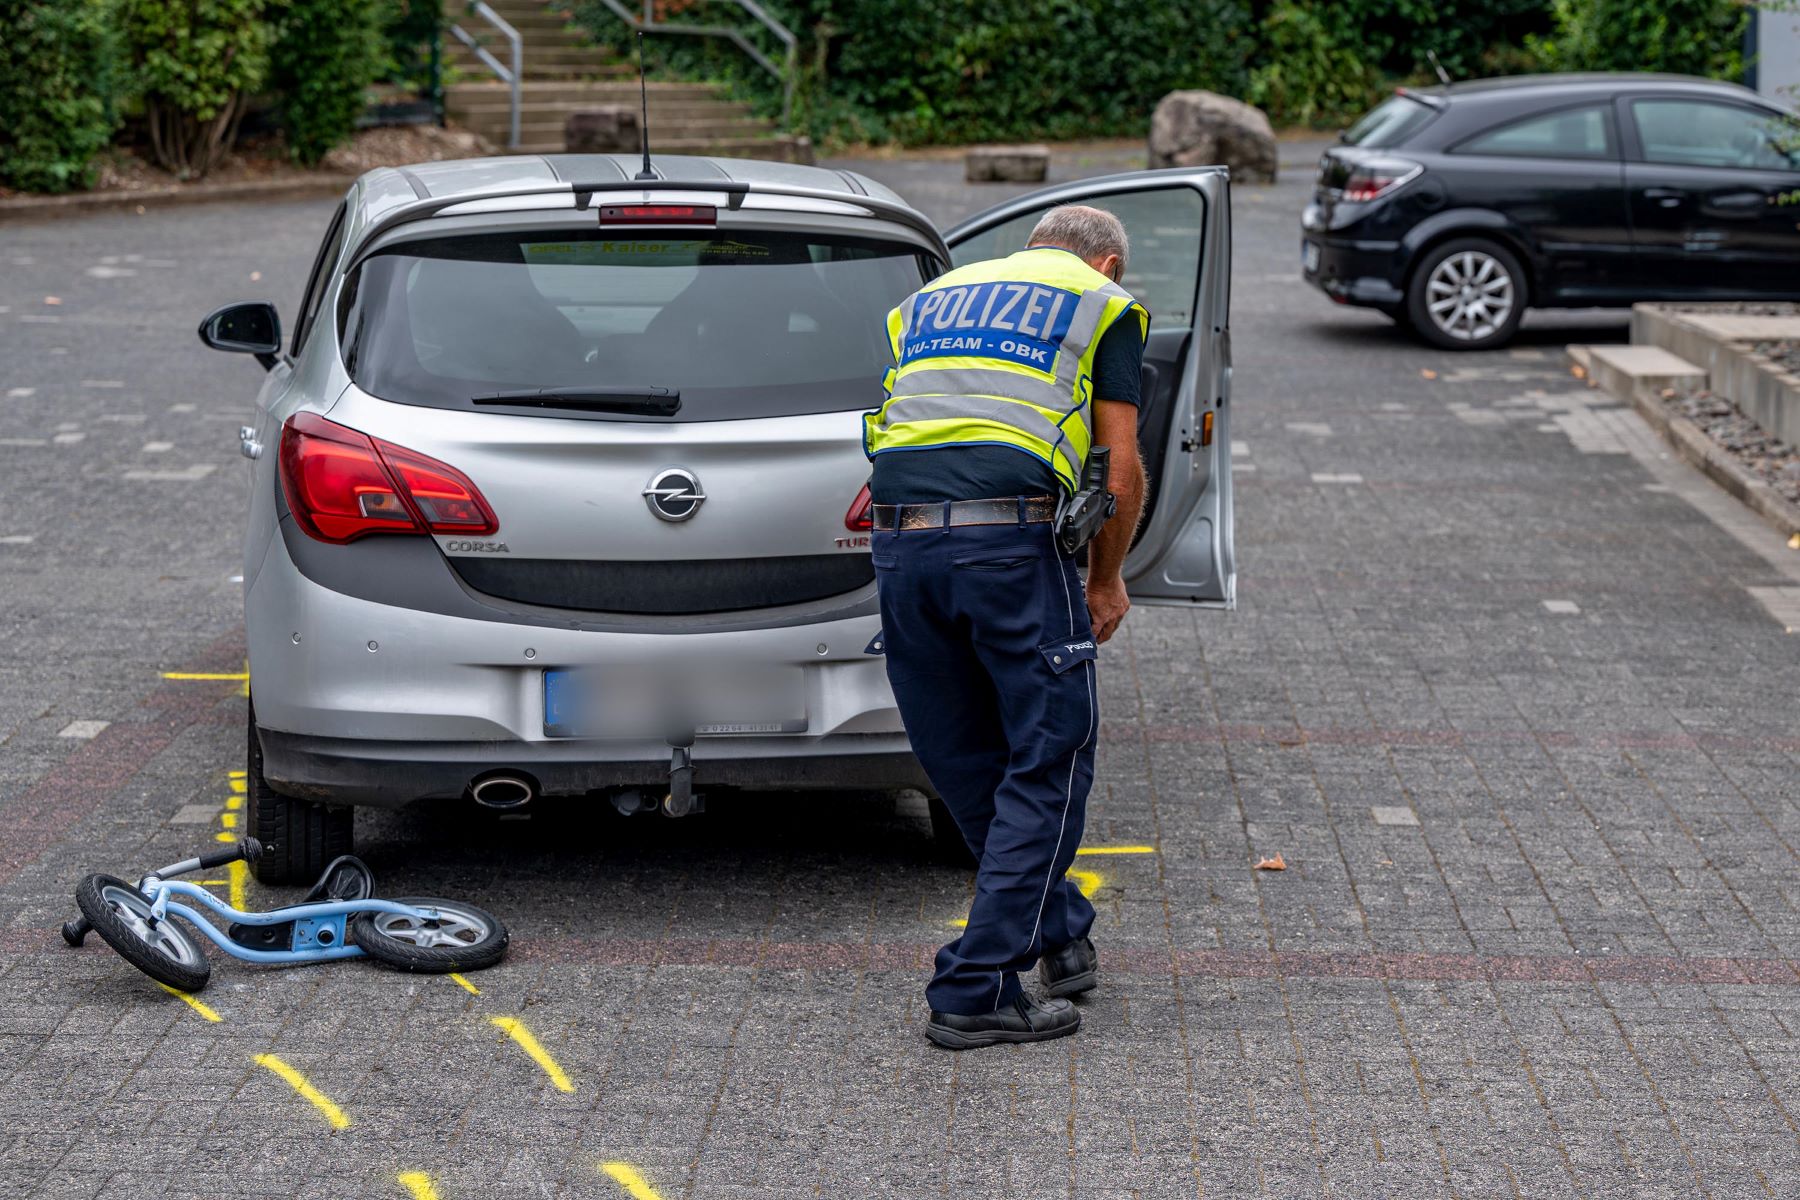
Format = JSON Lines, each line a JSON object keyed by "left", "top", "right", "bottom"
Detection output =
{"left": 198, "top": 301, "right": 284, "bottom": 370}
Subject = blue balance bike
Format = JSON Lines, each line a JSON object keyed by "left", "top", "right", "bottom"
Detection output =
{"left": 63, "top": 838, "right": 507, "bottom": 992}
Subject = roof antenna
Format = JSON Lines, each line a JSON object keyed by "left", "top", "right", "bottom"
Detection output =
{"left": 634, "top": 29, "right": 656, "bottom": 181}
{"left": 1425, "top": 49, "right": 1452, "bottom": 86}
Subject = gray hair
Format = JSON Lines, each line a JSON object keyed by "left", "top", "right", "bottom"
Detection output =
{"left": 1026, "top": 205, "right": 1129, "bottom": 271}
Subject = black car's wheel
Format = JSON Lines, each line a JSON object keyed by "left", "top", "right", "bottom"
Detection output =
{"left": 247, "top": 702, "right": 352, "bottom": 885}
{"left": 76, "top": 873, "right": 212, "bottom": 992}
{"left": 349, "top": 898, "right": 508, "bottom": 973}
{"left": 1406, "top": 238, "right": 1526, "bottom": 351}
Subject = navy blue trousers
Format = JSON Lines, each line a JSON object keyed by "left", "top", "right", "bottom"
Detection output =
{"left": 871, "top": 517, "right": 1098, "bottom": 1015}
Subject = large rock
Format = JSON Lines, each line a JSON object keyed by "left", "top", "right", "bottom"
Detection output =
{"left": 1148, "top": 91, "right": 1277, "bottom": 183}
{"left": 564, "top": 106, "right": 642, "bottom": 154}
{"left": 966, "top": 144, "right": 1050, "bottom": 183}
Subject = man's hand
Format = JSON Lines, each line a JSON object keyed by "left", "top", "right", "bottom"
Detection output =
{"left": 1084, "top": 398, "right": 1146, "bottom": 645}
{"left": 1086, "top": 572, "right": 1131, "bottom": 644}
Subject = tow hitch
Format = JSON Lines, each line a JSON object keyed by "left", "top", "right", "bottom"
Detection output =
{"left": 662, "top": 729, "right": 700, "bottom": 818}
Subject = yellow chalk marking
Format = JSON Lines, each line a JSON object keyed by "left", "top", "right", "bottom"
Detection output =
{"left": 158, "top": 982, "right": 222, "bottom": 1022}
{"left": 161, "top": 672, "right": 249, "bottom": 681}
{"left": 254, "top": 1053, "right": 350, "bottom": 1129}
{"left": 220, "top": 812, "right": 238, "bottom": 829}
{"left": 228, "top": 859, "right": 248, "bottom": 911}
{"left": 448, "top": 972, "right": 481, "bottom": 995}
{"left": 214, "top": 831, "right": 236, "bottom": 843}
{"left": 1076, "top": 845, "right": 1155, "bottom": 855}
{"left": 491, "top": 1017, "right": 574, "bottom": 1093}
{"left": 397, "top": 1172, "right": 440, "bottom": 1200}
{"left": 1067, "top": 867, "right": 1103, "bottom": 899}
{"left": 601, "top": 1163, "right": 665, "bottom": 1200}
{"left": 229, "top": 778, "right": 246, "bottom": 794}
{"left": 228, "top": 769, "right": 247, "bottom": 779}
{"left": 951, "top": 918, "right": 968, "bottom": 928}
{"left": 226, "top": 795, "right": 243, "bottom": 810}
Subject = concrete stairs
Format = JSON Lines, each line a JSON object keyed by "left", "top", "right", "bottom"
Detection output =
{"left": 443, "top": 0, "right": 802, "bottom": 160}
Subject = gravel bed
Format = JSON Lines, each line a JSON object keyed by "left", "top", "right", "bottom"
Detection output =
{"left": 1668, "top": 386, "right": 1800, "bottom": 508}
{"left": 1752, "top": 338, "right": 1800, "bottom": 377}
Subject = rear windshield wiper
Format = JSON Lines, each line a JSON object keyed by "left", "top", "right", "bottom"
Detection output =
{"left": 471, "top": 386, "right": 680, "bottom": 416}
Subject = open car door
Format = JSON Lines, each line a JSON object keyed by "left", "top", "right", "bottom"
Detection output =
{"left": 944, "top": 168, "right": 1235, "bottom": 608}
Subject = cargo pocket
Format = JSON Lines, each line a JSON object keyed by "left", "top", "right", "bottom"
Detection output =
{"left": 1039, "top": 636, "right": 1098, "bottom": 674}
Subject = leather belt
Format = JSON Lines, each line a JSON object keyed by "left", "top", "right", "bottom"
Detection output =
{"left": 871, "top": 495, "right": 1057, "bottom": 531}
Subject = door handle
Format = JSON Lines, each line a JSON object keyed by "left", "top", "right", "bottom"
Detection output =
{"left": 1642, "top": 187, "right": 1684, "bottom": 208}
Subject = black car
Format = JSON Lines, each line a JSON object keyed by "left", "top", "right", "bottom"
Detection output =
{"left": 1302, "top": 73, "right": 1800, "bottom": 349}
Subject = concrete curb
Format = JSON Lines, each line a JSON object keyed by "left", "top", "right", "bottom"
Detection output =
{"left": 0, "top": 175, "right": 356, "bottom": 224}
{"left": 1569, "top": 344, "right": 1800, "bottom": 540}
{"left": 1632, "top": 304, "right": 1800, "bottom": 448}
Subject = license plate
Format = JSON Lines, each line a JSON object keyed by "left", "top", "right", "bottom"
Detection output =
{"left": 1302, "top": 240, "right": 1321, "bottom": 274}
{"left": 544, "top": 666, "right": 807, "bottom": 738}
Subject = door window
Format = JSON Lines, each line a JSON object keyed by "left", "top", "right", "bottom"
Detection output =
{"left": 947, "top": 187, "right": 1204, "bottom": 330}
{"left": 1454, "top": 105, "right": 1615, "bottom": 159}
{"left": 292, "top": 203, "right": 348, "bottom": 357}
{"left": 1631, "top": 100, "right": 1800, "bottom": 171}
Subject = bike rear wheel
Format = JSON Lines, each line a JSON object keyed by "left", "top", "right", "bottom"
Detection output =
{"left": 349, "top": 898, "right": 508, "bottom": 974}
{"left": 75, "top": 874, "right": 211, "bottom": 993}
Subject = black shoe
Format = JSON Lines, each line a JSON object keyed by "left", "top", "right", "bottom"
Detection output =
{"left": 926, "top": 995, "right": 1081, "bottom": 1049}
{"left": 1038, "top": 935, "right": 1098, "bottom": 998}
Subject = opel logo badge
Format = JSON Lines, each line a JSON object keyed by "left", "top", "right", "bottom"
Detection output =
{"left": 642, "top": 466, "right": 706, "bottom": 522}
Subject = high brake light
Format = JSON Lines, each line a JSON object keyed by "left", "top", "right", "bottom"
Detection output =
{"left": 279, "top": 412, "right": 498, "bottom": 544}
{"left": 1340, "top": 156, "right": 1422, "bottom": 203}
{"left": 845, "top": 483, "right": 874, "bottom": 532}
{"left": 599, "top": 203, "right": 717, "bottom": 225}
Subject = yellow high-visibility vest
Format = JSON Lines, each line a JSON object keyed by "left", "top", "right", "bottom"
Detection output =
{"left": 864, "top": 247, "right": 1146, "bottom": 494}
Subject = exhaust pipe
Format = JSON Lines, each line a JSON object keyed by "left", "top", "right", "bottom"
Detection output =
{"left": 470, "top": 774, "right": 535, "bottom": 810}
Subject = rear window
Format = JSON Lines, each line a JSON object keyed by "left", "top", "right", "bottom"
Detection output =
{"left": 338, "top": 229, "right": 933, "bottom": 421}
{"left": 1343, "top": 95, "right": 1437, "bottom": 148}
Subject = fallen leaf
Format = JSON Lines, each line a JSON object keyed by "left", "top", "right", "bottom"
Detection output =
{"left": 43, "top": 296, "right": 61, "bottom": 306}
{"left": 1789, "top": 532, "right": 1800, "bottom": 550}
{"left": 250, "top": 271, "right": 261, "bottom": 282}
{"left": 1419, "top": 368, "right": 1437, "bottom": 380}
{"left": 1254, "top": 853, "right": 1287, "bottom": 871}
{"left": 1570, "top": 364, "right": 1587, "bottom": 380}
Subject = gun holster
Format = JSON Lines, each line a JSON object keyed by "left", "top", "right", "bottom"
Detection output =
{"left": 1054, "top": 446, "right": 1116, "bottom": 556}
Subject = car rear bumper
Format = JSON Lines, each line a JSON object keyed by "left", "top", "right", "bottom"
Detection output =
{"left": 258, "top": 727, "right": 928, "bottom": 805}
{"left": 1301, "top": 224, "right": 1406, "bottom": 308}
{"left": 248, "top": 524, "right": 914, "bottom": 804}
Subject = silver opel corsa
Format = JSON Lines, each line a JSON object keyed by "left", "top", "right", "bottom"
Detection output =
{"left": 200, "top": 153, "right": 1237, "bottom": 883}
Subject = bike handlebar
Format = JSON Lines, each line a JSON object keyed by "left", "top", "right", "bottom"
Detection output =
{"left": 196, "top": 838, "right": 262, "bottom": 871}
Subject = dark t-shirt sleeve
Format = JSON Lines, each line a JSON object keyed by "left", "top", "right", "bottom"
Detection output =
{"left": 1091, "top": 309, "right": 1146, "bottom": 407}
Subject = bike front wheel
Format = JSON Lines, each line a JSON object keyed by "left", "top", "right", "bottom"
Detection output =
{"left": 75, "top": 874, "right": 211, "bottom": 993}
{"left": 349, "top": 898, "right": 508, "bottom": 974}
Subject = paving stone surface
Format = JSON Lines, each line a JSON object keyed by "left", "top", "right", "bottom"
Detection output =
{"left": 1, "top": 143, "right": 1797, "bottom": 1199}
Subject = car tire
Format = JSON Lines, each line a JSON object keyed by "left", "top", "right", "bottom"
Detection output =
{"left": 926, "top": 792, "right": 978, "bottom": 869}
{"left": 246, "top": 701, "right": 353, "bottom": 886}
{"left": 1406, "top": 237, "right": 1526, "bottom": 351}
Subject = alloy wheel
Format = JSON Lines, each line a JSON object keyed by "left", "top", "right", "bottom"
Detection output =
{"left": 1424, "top": 250, "right": 1515, "bottom": 342}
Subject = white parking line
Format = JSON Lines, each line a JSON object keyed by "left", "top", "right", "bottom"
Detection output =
{"left": 0, "top": 534, "right": 35, "bottom": 544}
{"left": 0, "top": 438, "right": 48, "bottom": 447}
{"left": 142, "top": 441, "right": 173, "bottom": 453}
{"left": 5, "top": 387, "right": 35, "bottom": 398}
{"left": 1542, "top": 600, "right": 1581, "bottom": 614}
{"left": 1311, "top": 472, "right": 1363, "bottom": 484}
{"left": 58, "top": 720, "right": 110, "bottom": 739}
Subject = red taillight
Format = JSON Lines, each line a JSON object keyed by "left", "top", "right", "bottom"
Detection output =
{"left": 279, "top": 412, "right": 498, "bottom": 544}
{"left": 598, "top": 203, "right": 717, "bottom": 225}
{"left": 845, "top": 483, "right": 874, "bottom": 532}
{"left": 1340, "top": 156, "right": 1421, "bottom": 203}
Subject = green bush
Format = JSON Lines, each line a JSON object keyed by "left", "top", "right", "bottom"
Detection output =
{"left": 1532, "top": 0, "right": 1747, "bottom": 77}
{"left": 574, "top": 0, "right": 1253, "bottom": 146}
{"left": 1247, "top": 2, "right": 1384, "bottom": 127}
{"left": 0, "top": 0, "right": 119, "bottom": 193}
{"left": 118, "top": 0, "right": 272, "bottom": 178}
{"left": 271, "top": 0, "right": 387, "bottom": 165}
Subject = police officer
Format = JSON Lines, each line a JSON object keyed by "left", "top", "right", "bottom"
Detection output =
{"left": 864, "top": 206, "right": 1147, "bottom": 1048}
